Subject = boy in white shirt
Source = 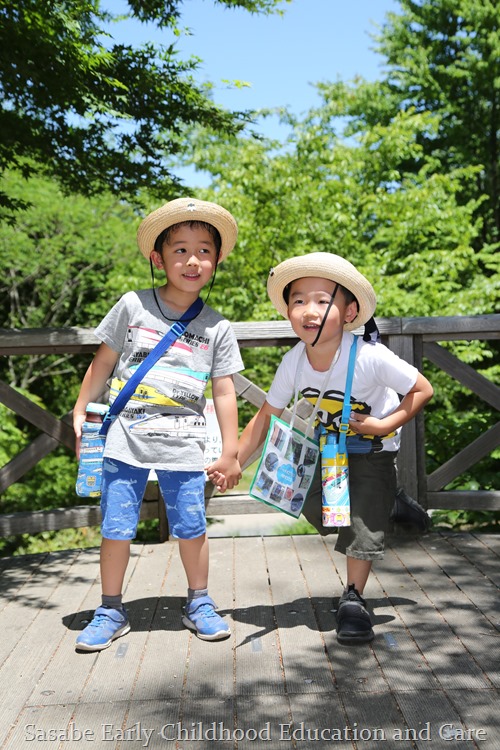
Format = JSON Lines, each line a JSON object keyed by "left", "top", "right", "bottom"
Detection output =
{"left": 213, "top": 252, "right": 433, "bottom": 645}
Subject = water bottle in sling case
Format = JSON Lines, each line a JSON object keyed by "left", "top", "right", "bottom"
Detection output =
{"left": 75, "top": 402, "right": 108, "bottom": 497}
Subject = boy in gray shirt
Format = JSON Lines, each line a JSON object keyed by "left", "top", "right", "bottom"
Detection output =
{"left": 73, "top": 197, "right": 243, "bottom": 650}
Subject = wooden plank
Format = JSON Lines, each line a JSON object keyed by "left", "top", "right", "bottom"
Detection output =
{"left": 207, "top": 494, "right": 276, "bottom": 516}
{"left": 4, "top": 704, "right": 80, "bottom": 749}
{"left": 395, "top": 690, "right": 478, "bottom": 749}
{"left": 64, "top": 701, "right": 130, "bottom": 748}
{"left": 475, "top": 533, "right": 500, "bottom": 555}
{"left": 262, "top": 535, "right": 337, "bottom": 694}
{"left": 427, "top": 490, "right": 500, "bottom": 511}
{"left": 45, "top": 545, "right": 139, "bottom": 709}
{"left": 125, "top": 542, "right": 188, "bottom": 704}
{"left": 287, "top": 693, "right": 353, "bottom": 749}
{"left": 447, "top": 688, "right": 500, "bottom": 747}
{"left": 0, "top": 496, "right": 161, "bottom": 537}
{"left": 0, "top": 316, "right": 402, "bottom": 354}
{"left": 129, "top": 542, "right": 189, "bottom": 702}
{"left": 118, "top": 699, "right": 180, "bottom": 749}
{"left": 0, "top": 550, "right": 79, "bottom": 666}
{"left": 0, "top": 533, "right": 498, "bottom": 748}
{"left": 440, "top": 531, "right": 500, "bottom": 589}
{"left": 424, "top": 341, "right": 500, "bottom": 410}
{"left": 0, "top": 381, "right": 75, "bottom": 448}
{"left": 0, "top": 549, "right": 97, "bottom": 747}
{"left": 371, "top": 543, "right": 449, "bottom": 691}
{"left": 402, "top": 314, "right": 500, "bottom": 336}
{"left": 234, "top": 695, "right": 293, "bottom": 750}
{"left": 424, "top": 331, "right": 500, "bottom": 341}
{"left": 294, "top": 535, "right": 390, "bottom": 694}
{"left": 172, "top": 697, "right": 235, "bottom": 750}
{"left": 179, "top": 537, "right": 235, "bottom": 699}
{"left": 0, "top": 326, "right": 99, "bottom": 355}
{"left": 232, "top": 536, "right": 286, "bottom": 696}
{"left": 386, "top": 537, "right": 492, "bottom": 690}
{"left": 387, "top": 334, "right": 419, "bottom": 499}
{"left": 418, "top": 533, "right": 500, "bottom": 687}
{"left": 0, "top": 315, "right": 496, "bottom": 354}
{"left": 427, "top": 422, "right": 500, "bottom": 491}
{"left": 27, "top": 547, "right": 104, "bottom": 707}
{"left": 73, "top": 544, "right": 157, "bottom": 706}
{"left": 0, "top": 553, "right": 48, "bottom": 610}
{"left": 341, "top": 691, "right": 414, "bottom": 750}
{"left": 0, "top": 431, "right": 66, "bottom": 494}
{"left": 34, "top": 545, "right": 145, "bottom": 708}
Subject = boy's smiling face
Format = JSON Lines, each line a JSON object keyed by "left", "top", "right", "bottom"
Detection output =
{"left": 286, "top": 276, "right": 358, "bottom": 346}
{"left": 151, "top": 224, "right": 218, "bottom": 302}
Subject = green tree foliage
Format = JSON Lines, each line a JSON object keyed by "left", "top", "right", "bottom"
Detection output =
{"left": 0, "top": 171, "right": 145, "bottom": 357}
{"left": 1, "top": 1, "right": 498, "bottom": 548}
{"left": 199, "top": 107, "right": 492, "bottom": 322}
{"left": 0, "top": 0, "right": 287, "bottom": 219}
{"left": 0, "top": 173, "right": 152, "bottom": 516}
{"left": 190, "top": 80, "right": 498, "bottom": 495}
{"left": 326, "top": 0, "right": 500, "bottom": 248}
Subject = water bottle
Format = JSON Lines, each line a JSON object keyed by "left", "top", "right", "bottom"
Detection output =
{"left": 321, "top": 432, "right": 350, "bottom": 527}
{"left": 75, "top": 402, "right": 108, "bottom": 497}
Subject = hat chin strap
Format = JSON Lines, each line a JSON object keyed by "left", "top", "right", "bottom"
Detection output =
{"left": 311, "top": 284, "right": 339, "bottom": 347}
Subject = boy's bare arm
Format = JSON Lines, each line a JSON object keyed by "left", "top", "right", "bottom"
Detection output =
{"left": 73, "top": 343, "right": 119, "bottom": 454}
{"left": 207, "top": 400, "right": 284, "bottom": 493}
{"left": 238, "top": 401, "right": 284, "bottom": 468}
{"left": 208, "top": 374, "right": 241, "bottom": 490}
{"left": 348, "top": 372, "right": 433, "bottom": 437}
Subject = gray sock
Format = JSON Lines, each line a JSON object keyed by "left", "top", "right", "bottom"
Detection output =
{"left": 187, "top": 587, "right": 208, "bottom": 602}
{"left": 102, "top": 594, "right": 123, "bottom": 610}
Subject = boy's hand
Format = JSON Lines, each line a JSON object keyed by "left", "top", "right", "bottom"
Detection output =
{"left": 73, "top": 412, "right": 86, "bottom": 459}
{"left": 206, "top": 455, "right": 241, "bottom": 493}
{"left": 207, "top": 469, "right": 227, "bottom": 493}
{"left": 348, "top": 412, "right": 386, "bottom": 436}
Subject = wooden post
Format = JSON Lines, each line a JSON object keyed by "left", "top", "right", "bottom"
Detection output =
{"left": 387, "top": 334, "right": 419, "bottom": 501}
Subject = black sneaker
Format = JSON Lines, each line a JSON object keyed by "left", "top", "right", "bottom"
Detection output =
{"left": 336, "top": 584, "right": 374, "bottom": 645}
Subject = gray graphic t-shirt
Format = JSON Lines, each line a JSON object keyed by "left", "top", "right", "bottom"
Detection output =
{"left": 95, "top": 289, "right": 244, "bottom": 471}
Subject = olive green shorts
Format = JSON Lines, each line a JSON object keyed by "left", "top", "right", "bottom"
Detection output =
{"left": 301, "top": 451, "right": 398, "bottom": 561}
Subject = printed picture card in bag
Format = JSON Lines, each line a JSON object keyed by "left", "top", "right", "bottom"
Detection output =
{"left": 249, "top": 415, "right": 320, "bottom": 518}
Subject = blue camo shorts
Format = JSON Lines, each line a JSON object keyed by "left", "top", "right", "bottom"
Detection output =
{"left": 100, "top": 458, "right": 206, "bottom": 541}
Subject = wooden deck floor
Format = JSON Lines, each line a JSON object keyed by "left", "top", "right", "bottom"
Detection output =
{"left": 1, "top": 531, "right": 499, "bottom": 749}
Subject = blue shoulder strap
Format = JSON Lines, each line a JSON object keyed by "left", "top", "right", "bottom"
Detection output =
{"left": 338, "top": 336, "right": 358, "bottom": 454}
{"left": 99, "top": 296, "right": 204, "bottom": 436}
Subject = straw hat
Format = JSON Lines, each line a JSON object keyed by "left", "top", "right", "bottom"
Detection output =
{"left": 267, "top": 252, "right": 376, "bottom": 331}
{"left": 137, "top": 197, "right": 238, "bottom": 262}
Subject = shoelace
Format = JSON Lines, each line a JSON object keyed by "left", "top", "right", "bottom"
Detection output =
{"left": 89, "top": 612, "right": 118, "bottom": 629}
{"left": 195, "top": 603, "right": 218, "bottom": 620}
{"left": 89, "top": 614, "right": 109, "bottom": 629}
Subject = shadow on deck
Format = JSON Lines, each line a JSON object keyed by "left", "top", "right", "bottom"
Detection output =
{"left": 1, "top": 531, "right": 499, "bottom": 749}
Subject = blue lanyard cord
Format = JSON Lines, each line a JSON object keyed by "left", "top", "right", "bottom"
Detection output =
{"left": 338, "top": 336, "right": 358, "bottom": 453}
{"left": 319, "top": 336, "right": 358, "bottom": 454}
{"left": 99, "top": 296, "right": 204, "bottom": 436}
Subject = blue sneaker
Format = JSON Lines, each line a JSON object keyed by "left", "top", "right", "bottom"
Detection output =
{"left": 182, "top": 595, "right": 230, "bottom": 641}
{"left": 75, "top": 606, "right": 130, "bottom": 651}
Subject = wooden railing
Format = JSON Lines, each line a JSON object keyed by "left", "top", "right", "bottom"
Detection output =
{"left": 0, "top": 314, "right": 498, "bottom": 539}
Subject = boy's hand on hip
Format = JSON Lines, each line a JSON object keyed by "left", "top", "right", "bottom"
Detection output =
{"left": 348, "top": 412, "right": 385, "bottom": 436}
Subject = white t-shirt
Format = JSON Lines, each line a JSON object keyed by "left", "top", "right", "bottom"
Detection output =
{"left": 95, "top": 289, "right": 244, "bottom": 471}
{"left": 267, "top": 331, "right": 418, "bottom": 453}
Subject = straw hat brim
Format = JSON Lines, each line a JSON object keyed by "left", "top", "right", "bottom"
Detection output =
{"left": 267, "top": 252, "right": 376, "bottom": 331}
{"left": 137, "top": 197, "right": 238, "bottom": 262}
